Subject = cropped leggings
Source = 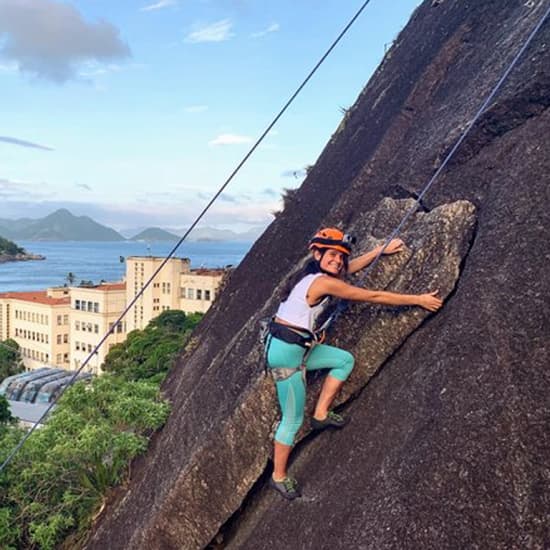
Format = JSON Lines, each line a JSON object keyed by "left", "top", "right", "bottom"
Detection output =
{"left": 266, "top": 336, "right": 355, "bottom": 446}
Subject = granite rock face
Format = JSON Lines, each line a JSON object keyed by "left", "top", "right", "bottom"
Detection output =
{"left": 87, "top": 0, "right": 550, "bottom": 548}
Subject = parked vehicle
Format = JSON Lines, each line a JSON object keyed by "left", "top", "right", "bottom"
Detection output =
{"left": 6, "top": 369, "right": 64, "bottom": 401}
{"left": 19, "top": 370, "right": 75, "bottom": 403}
{"left": 34, "top": 373, "right": 92, "bottom": 404}
{"left": 0, "top": 368, "right": 49, "bottom": 396}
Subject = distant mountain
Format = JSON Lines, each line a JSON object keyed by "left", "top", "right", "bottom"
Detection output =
{"left": 0, "top": 209, "right": 267, "bottom": 243}
{"left": 0, "top": 209, "right": 125, "bottom": 241}
{"left": 130, "top": 227, "right": 180, "bottom": 241}
{"left": 127, "top": 225, "right": 267, "bottom": 242}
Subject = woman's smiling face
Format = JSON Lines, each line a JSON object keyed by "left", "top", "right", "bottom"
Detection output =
{"left": 314, "top": 248, "right": 345, "bottom": 276}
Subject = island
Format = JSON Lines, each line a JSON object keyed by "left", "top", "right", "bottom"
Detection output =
{"left": 0, "top": 236, "right": 45, "bottom": 264}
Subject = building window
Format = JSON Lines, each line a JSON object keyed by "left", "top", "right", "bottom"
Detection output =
{"left": 197, "top": 289, "right": 202, "bottom": 300}
{"left": 63, "top": 314, "right": 69, "bottom": 325}
{"left": 63, "top": 334, "right": 68, "bottom": 344}
{"left": 57, "top": 334, "right": 62, "bottom": 345}
{"left": 56, "top": 353, "right": 62, "bottom": 364}
{"left": 187, "top": 288, "right": 194, "bottom": 300}
{"left": 75, "top": 299, "right": 81, "bottom": 310}
{"left": 94, "top": 324, "right": 99, "bottom": 334}
{"left": 57, "top": 315, "right": 62, "bottom": 325}
{"left": 75, "top": 321, "right": 80, "bottom": 331}
{"left": 76, "top": 342, "right": 81, "bottom": 351}
{"left": 64, "top": 353, "right": 69, "bottom": 363}
{"left": 94, "top": 302, "right": 99, "bottom": 313}
{"left": 205, "top": 290, "right": 211, "bottom": 301}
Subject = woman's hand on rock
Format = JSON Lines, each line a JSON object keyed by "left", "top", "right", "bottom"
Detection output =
{"left": 383, "top": 238, "right": 404, "bottom": 255}
{"left": 417, "top": 290, "right": 443, "bottom": 312}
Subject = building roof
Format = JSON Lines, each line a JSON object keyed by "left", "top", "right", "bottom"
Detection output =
{"left": 189, "top": 268, "right": 226, "bottom": 276}
{"left": 0, "top": 291, "right": 70, "bottom": 306}
{"left": 127, "top": 256, "right": 190, "bottom": 262}
{"left": 97, "top": 282, "right": 126, "bottom": 291}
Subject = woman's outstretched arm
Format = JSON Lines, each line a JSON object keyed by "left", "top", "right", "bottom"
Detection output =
{"left": 347, "top": 239, "right": 404, "bottom": 275}
{"left": 308, "top": 275, "right": 443, "bottom": 312}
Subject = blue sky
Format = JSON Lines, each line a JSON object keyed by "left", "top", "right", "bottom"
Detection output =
{"left": 0, "top": 0, "right": 422, "bottom": 233}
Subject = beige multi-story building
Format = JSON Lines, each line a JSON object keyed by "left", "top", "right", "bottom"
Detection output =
{"left": 0, "top": 258, "right": 226, "bottom": 375}
{"left": 69, "top": 282, "right": 127, "bottom": 374}
{"left": 180, "top": 268, "right": 226, "bottom": 314}
{"left": 0, "top": 288, "right": 71, "bottom": 370}
{"left": 126, "top": 257, "right": 225, "bottom": 331}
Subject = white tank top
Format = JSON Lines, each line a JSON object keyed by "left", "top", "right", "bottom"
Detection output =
{"left": 275, "top": 273, "right": 327, "bottom": 331}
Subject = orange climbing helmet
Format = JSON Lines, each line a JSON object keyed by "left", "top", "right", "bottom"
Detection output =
{"left": 308, "top": 227, "right": 355, "bottom": 256}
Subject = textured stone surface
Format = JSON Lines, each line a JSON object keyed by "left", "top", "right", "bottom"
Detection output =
{"left": 86, "top": 198, "right": 476, "bottom": 550}
{"left": 86, "top": 0, "right": 550, "bottom": 548}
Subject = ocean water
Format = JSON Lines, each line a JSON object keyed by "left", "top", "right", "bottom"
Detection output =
{"left": 0, "top": 240, "right": 252, "bottom": 292}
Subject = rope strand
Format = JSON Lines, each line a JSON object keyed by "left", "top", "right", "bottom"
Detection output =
{"left": 0, "top": 0, "right": 375, "bottom": 474}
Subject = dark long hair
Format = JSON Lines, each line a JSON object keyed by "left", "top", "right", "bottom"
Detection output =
{"left": 280, "top": 248, "right": 349, "bottom": 302}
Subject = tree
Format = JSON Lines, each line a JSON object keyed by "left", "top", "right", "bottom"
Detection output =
{"left": 102, "top": 310, "right": 203, "bottom": 383}
{"left": 65, "top": 272, "right": 76, "bottom": 286}
{"left": 0, "top": 236, "right": 24, "bottom": 256}
{"left": 0, "top": 339, "right": 23, "bottom": 382}
{"left": 0, "top": 395, "right": 12, "bottom": 426}
{"left": 0, "top": 375, "right": 169, "bottom": 549}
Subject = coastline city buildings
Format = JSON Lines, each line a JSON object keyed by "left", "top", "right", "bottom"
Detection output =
{"left": 0, "top": 256, "right": 226, "bottom": 375}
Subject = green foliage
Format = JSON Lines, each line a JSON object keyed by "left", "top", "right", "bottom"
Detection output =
{"left": 103, "top": 310, "right": 203, "bottom": 382}
{"left": 0, "top": 376, "right": 170, "bottom": 549}
{"left": 0, "top": 339, "right": 24, "bottom": 381}
{"left": 0, "top": 395, "right": 13, "bottom": 426}
{"left": 0, "top": 309, "right": 203, "bottom": 548}
{"left": 0, "top": 236, "right": 24, "bottom": 256}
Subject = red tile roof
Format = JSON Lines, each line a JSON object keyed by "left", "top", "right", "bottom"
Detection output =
{"left": 0, "top": 291, "right": 70, "bottom": 306}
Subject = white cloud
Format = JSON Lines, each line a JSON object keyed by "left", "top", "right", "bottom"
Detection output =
{"left": 140, "top": 0, "right": 177, "bottom": 12}
{"left": 185, "top": 19, "right": 234, "bottom": 44}
{"left": 250, "top": 23, "right": 280, "bottom": 38}
{"left": 0, "top": 0, "right": 131, "bottom": 83}
{"left": 209, "top": 133, "right": 253, "bottom": 146}
{"left": 0, "top": 178, "right": 51, "bottom": 200}
{"left": 79, "top": 61, "right": 122, "bottom": 78}
{"left": 184, "top": 105, "right": 209, "bottom": 113}
{"left": 0, "top": 61, "right": 17, "bottom": 72}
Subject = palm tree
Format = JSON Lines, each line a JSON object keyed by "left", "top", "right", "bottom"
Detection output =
{"left": 66, "top": 272, "right": 76, "bottom": 286}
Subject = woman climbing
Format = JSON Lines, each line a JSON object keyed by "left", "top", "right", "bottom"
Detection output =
{"left": 266, "top": 227, "right": 443, "bottom": 500}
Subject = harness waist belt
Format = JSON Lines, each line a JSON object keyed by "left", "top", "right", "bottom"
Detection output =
{"left": 268, "top": 321, "right": 314, "bottom": 348}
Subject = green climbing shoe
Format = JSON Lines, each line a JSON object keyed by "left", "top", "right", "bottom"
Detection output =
{"left": 311, "top": 410, "right": 348, "bottom": 431}
{"left": 270, "top": 476, "right": 301, "bottom": 500}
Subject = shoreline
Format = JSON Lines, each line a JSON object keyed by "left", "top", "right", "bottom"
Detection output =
{"left": 0, "top": 253, "right": 46, "bottom": 264}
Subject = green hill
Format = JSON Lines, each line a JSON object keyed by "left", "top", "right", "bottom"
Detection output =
{"left": 0, "top": 236, "right": 25, "bottom": 256}
{"left": 0, "top": 209, "right": 125, "bottom": 241}
{"left": 130, "top": 227, "right": 180, "bottom": 241}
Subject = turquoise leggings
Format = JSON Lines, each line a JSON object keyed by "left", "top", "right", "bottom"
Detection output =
{"left": 266, "top": 336, "right": 354, "bottom": 446}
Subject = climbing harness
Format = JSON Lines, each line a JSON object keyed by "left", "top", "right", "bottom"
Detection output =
{"left": 261, "top": 319, "right": 321, "bottom": 383}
